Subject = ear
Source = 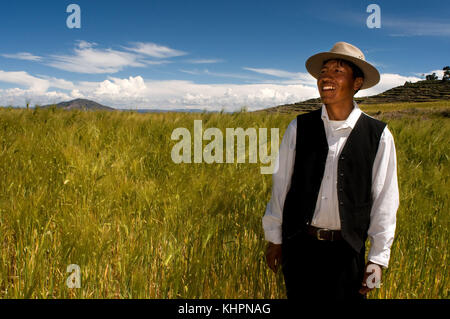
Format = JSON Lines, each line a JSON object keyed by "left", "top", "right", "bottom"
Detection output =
{"left": 354, "top": 77, "right": 364, "bottom": 91}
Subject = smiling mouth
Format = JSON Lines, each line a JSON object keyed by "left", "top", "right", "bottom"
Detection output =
{"left": 321, "top": 85, "right": 336, "bottom": 91}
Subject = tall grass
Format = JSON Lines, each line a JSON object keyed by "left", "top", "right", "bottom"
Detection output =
{"left": 0, "top": 104, "right": 448, "bottom": 298}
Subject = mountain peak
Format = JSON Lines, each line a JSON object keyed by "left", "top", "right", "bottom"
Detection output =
{"left": 42, "top": 99, "right": 115, "bottom": 111}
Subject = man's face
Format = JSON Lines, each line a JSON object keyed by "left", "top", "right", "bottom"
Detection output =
{"left": 317, "top": 59, "right": 362, "bottom": 106}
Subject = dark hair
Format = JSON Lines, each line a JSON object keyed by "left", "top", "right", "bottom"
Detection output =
{"left": 323, "top": 58, "right": 364, "bottom": 93}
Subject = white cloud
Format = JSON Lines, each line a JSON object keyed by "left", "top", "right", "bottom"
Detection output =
{"left": 1, "top": 41, "right": 186, "bottom": 76}
{"left": 413, "top": 69, "right": 445, "bottom": 80}
{"left": 133, "top": 81, "right": 318, "bottom": 111}
{"left": 180, "top": 68, "right": 265, "bottom": 81}
{"left": 0, "top": 70, "right": 76, "bottom": 93}
{"left": 0, "top": 69, "right": 434, "bottom": 112}
{"left": 0, "top": 71, "right": 318, "bottom": 110}
{"left": 244, "top": 67, "right": 299, "bottom": 78}
{"left": 38, "top": 75, "right": 76, "bottom": 91}
{"left": 179, "top": 69, "right": 202, "bottom": 75}
{"left": 90, "top": 76, "right": 148, "bottom": 107}
{"left": 1, "top": 52, "right": 43, "bottom": 62}
{"left": 42, "top": 41, "right": 186, "bottom": 74}
{"left": 413, "top": 70, "right": 444, "bottom": 80}
{"left": 322, "top": 9, "right": 450, "bottom": 37}
{"left": 186, "top": 59, "right": 224, "bottom": 64}
{"left": 0, "top": 70, "right": 49, "bottom": 92}
{"left": 77, "top": 40, "right": 97, "bottom": 49}
{"left": 0, "top": 87, "right": 72, "bottom": 107}
{"left": 124, "top": 42, "right": 187, "bottom": 58}
{"left": 70, "top": 89, "right": 84, "bottom": 99}
{"left": 384, "top": 19, "right": 450, "bottom": 37}
{"left": 94, "top": 76, "right": 147, "bottom": 96}
{"left": 48, "top": 41, "right": 146, "bottom": 74}
{"left": 142, "top": 60, "right": 173, "bottom": 65}
{"left": 244, "top": 67, "right": 317, "bottom": 85}
{"left": 427, "top": 70, "right": 444, "bottom": 79}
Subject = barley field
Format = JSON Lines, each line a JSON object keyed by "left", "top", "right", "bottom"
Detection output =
{"left": 0, "top": 101, "right": 448, "bottom": 299}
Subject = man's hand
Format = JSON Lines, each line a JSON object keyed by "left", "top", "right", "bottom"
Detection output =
{"left": 359, "top": 262, "right": 383, "bottom": 295}
{"left": 265, "top": 242, "right": 282, "bottom": 273}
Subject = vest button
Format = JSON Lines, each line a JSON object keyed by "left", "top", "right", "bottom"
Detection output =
{"left": 340, "top": 173, "right": 344, "bottom": 176}
{"left": 340, "top": 202, "right": 344, "bottom": 205}
{"left": 339, "top": 188, "right": 343, "bottom": 191}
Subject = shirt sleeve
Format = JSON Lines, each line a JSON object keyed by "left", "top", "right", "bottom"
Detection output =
{"left": 262, "top": 118, "right": 297, "bottom": 244}
{"left": 367, "top": 126, "right": 400, "bottom": 268}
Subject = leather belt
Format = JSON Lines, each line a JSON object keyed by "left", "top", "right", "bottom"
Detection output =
{"left": 306, "top": 225, "right": 343, "bottom": 241}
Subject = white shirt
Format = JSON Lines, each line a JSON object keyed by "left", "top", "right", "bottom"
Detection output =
{"left": 262, "top": 101, "right": 399, "bottom": 268}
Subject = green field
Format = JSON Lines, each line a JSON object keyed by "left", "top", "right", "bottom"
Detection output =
{"left": 0, "top": 102, "right": 448, "bottom": 299}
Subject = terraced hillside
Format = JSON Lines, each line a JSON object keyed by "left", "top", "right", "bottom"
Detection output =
{"left": 257, "top": 80, "right": 450, "bottom": 114}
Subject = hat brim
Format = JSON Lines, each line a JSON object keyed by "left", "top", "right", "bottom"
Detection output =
{"left": 305, "top": 52, "right": 380, "bottom": 90}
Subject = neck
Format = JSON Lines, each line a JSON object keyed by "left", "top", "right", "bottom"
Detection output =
{"left": 324, "top": 99, "right": 354, "bottom": 120}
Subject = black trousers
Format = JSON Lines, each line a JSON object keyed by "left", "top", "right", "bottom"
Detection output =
{"left": 281, "top": 231, "right": 366, "bottom": 300}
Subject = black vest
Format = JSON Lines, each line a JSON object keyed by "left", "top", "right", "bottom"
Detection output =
{"left": 281, "top": 108, "right": 386, "bottom": 253}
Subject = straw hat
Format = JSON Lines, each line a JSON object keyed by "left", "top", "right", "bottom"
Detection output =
{"left": 305, "top": 42, "right": 380, "bottom": 90}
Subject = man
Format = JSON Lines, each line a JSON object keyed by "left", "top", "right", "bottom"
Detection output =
{"left": 262, "top": 42, "right": 399, "bottom": 300}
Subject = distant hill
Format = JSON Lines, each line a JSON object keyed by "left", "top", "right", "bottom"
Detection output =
{"left": 41, "top": 99, "right": 115, "bottom": 111}
{"left": 256, "top": 80, "right": 450, "bottom": 114}
{"left": 40, "top": 99, "right": 219, "bottom": 113}
{"left": 122, "top": 108, "right": 221, "bottom": 113}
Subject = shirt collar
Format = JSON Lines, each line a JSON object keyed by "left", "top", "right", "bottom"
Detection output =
{"left": 321, "top": 100, "right": 362, "bottom": 129}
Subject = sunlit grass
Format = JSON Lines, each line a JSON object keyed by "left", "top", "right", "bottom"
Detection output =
{"left": 360, "top": 100, "right": 450, "bottom": 113}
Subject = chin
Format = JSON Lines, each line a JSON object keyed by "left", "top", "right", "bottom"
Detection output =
{"left": 320, "top": 96, "right": 336, "bottom": 104}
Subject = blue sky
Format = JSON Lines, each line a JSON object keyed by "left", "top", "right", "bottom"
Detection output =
{"left": 0, "top": 0, "right": 449, "bottom": 110}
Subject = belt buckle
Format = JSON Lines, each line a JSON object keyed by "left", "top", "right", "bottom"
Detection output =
{"left": 316, "top": 228, "right": 329, "bottom": 241}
